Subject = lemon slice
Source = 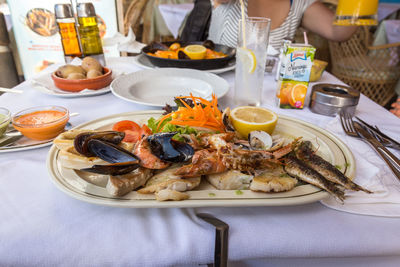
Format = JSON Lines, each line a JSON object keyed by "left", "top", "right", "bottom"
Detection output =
{"left": 183, "top": 45, "right": 207, "bottom": 60}
{"left": 230, "top": 106, "right": 278, "bottom": 138}
{"left": 237, "top": 47, "right": 257, "bottom": 74}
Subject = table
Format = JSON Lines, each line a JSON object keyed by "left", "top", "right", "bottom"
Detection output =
{"left": 1, "top": 57, "right": 400, "bottom": 266}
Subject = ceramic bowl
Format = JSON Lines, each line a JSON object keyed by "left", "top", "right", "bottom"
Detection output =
{"left": 0, "top": 107, "right": 11, "bottom": 138}
{"left": 12, "top": 106, "right": 69, "bottom": 140}
{"left": 52, "top": 67, "right": 112, "bottom": 92}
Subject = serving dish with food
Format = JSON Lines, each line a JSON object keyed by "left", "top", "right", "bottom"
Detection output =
{"left": 51, "top": 57, "right": 112, "bottom": 92}
{"left": 0, "top": 106, "right": 72, "bottom": 153}
{"left": 141, "top": 40, "right": 235, "bottom": 70}
{"left": 47, "top": 95, "right": 365, "bottom": 208}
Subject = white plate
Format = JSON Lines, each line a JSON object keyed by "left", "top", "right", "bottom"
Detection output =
{"left": 31, "top": 80, "right": 111, "bottom": 98}
{"left": 132, "top": 54, "right": 236, "bottom": 74}
{"left": 111, "top": 68, "right": 230, "bottom": 107}
{"left": 47, "top": 111, "right": 356, "bottom": 208}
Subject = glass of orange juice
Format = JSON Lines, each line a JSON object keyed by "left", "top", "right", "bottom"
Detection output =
{"left": 334, "top": 0, "right": 378, "bottom": 26}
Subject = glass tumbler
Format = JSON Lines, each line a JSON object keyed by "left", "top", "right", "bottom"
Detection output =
{"left": 334, "top": 0, "right": 378, "bottom": 26}
{"left": 235, "top": 17, "right": 270, "bottom": 106}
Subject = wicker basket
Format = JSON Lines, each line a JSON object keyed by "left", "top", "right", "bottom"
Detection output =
{"left": 329, "top": 26, "right": 400, "bottom": 106}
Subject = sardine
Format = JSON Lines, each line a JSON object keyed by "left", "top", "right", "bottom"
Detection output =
{"left": 284, "top": 155, "right": 345, "bottom": 202}
{"left": 295, "top": 141, "right": 371, "bottom": 194}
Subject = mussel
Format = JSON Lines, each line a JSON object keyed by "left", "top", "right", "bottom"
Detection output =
{"left": 203, "top": 40, "right": 215, "bottom": 50}
{"left": 178, "top": 50, "right": 191, "bottom": 59}
{"left": 147, "top": 132, "right": 194, "bottom": 163}
{"left": 81, "top": 162, "right": 140, "bottom": 176}
{"left": 74, "top": 131, "right": 125, "bottom": 157}
{"left": 87, "top": 139, "right": 139, "bottom": 163}
{"left": 148, "top": 42, "right": 169, "bottom": 53}
{"left": 79, "top": 139, "right": 141, "bottom": 175}
{"left": 248, "top": 131, "right": 273, "bottom": 150}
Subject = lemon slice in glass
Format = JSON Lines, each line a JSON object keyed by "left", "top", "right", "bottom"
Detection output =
{"left": 183, "top": 45, "right": 207, "bottom": 60}
{"left": 237, "top": 47, "right": 257, "bottom": 74}
{"left": 230, "top": 106, "right": 278, "bottom": 138}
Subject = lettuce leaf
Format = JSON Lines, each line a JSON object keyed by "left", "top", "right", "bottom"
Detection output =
{"left": 146, "top": 117, "right": 198, "bottom": 141}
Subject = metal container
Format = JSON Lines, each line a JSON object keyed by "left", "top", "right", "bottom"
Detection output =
{"left": 309, "top": 83, "right": 360, "bottom": 116}
{"left": 54, "top": 4, "right": 73, "bottom": 19}
{"left": 76, "top": 3, "right": 96, "bottom": 18}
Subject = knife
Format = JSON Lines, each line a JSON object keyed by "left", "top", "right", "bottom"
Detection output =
{"left": 354, "top": 122, "right": 400, "bottom": 180}
{"left": 355, "top": 116, "right": 400, "bottom": 150}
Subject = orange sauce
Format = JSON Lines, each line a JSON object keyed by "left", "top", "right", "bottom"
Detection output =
{"left": 13, "top": 110, "right": 68, "bottom": 140}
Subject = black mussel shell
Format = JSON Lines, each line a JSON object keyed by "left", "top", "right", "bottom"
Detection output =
{"left": 178, "top": 50, "right": 191, "bottom": 59}
{"left": 81, "top": 161, "right": 140, "bottom": 176}
{"left": 148, "top": 42, "right": 169, "bottom": 53}
{"left": 147, "top": 132, "right": 194, "bottom": 163}
{"left": 203, "top": 40, "right": 215, "bottom": 50}
{"left": 87, "top": 139, "right": 139, "bottom": 163}
{"left": 74, "top": 131, "right": 125, "bottom": 157}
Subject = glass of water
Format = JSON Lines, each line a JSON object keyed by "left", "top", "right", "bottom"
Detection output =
{"left": 235, "top": 17, "right": 270, "bottom": 106}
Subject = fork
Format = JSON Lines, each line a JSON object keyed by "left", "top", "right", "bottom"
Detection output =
{"left": 355, "top": 116, "right": 400, "bottom": 150}
{"left": 339, "top": 112, "right": 400, "bottom": 180}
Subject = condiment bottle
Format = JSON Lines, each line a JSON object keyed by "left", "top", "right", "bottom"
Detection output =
{"left": 54, "top": 4, "right": 82, "bottom": 62}
{"left": 76, "top": 3, "right": 105, "bottom": 64}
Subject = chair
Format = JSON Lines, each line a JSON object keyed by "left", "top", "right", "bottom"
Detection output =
{"left": 329, "top": 26, "right": 400, "bottom": 107}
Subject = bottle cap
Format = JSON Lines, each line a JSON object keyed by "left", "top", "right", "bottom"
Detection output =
{"left": 77, "top": 3, "right": 96, "bottom": 17}
{"left": 54, "top": 4, "right": 73, "bottom": 19}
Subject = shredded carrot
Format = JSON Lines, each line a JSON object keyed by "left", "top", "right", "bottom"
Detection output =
{"left": 157, "top": 94, "right": 225, "bottom": 132}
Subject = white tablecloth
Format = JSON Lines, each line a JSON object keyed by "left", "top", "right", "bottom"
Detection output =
{"left": 1, "top": 57, "right": 400, "bottom": 266}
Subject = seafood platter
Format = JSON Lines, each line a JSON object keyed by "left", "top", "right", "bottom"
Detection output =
{"left": 47, "top": 96, "right": 363, "bottom": 208}
{"left": 141, "top": 40, "right": 236, "bottom": 70}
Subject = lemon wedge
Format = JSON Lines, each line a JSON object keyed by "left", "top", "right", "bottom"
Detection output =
{"left": 230, "top": 106, "right": 278, "bottom": 138}
{"left": 237, "top": 47, "right": 257, "bottom": 74}
{"left": 183, "top": 45, "right": 207, "bottom": 60}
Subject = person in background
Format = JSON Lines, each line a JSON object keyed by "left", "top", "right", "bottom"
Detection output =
{"left": 209, "top": 0, "right": 358, "bottom": 50}
{"left": 390, "top": 97, "right": 400, "bottom": 117}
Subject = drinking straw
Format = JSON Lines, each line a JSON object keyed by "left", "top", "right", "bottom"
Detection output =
{"left": 303, "top": 32, "right": 308, "bottom": 45}
{"left": 239, "top": 0, "right": 246, "bottom": 48}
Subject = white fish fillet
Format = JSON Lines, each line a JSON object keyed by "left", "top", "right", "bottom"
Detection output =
{"left": 206, "top": 170, "right": 253, "bottom": 190}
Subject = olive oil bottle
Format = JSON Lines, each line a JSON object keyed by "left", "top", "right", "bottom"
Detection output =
{"left": 76, "top": 3, "right": 104, "bottom": 64}
{"left": 54, "top": 4, "right": 82, "bottom": 62}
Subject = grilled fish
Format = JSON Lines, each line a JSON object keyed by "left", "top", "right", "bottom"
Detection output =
{"left": 284, "top": 155, "right": 345, "bottom": 202}
{"left": 295, "top": 141, "right": 371, "bottom": 194}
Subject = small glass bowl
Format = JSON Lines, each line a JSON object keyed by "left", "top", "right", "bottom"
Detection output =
{"left": 0, "top": 107, "right": 11, "bottom": 138}
{"left": 12, "top": 106, "right": 69, "bottom": 141}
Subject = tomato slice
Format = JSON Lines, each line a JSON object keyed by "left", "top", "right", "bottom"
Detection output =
{"left": 112, "top": 120, "right": 141, "bottom": 132}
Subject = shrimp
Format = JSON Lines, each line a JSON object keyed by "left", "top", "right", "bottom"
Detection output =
{"left": 134, "top": 138, "right": 170, "bottom": 169}
{"left": 174, "top": 149, "right": 227, "bottom": 177}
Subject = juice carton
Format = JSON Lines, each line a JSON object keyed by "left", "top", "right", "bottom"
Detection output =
{"left": 276, "top": 43, "right": 316, "bottom": 109}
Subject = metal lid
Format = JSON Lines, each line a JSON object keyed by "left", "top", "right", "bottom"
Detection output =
{"left": 54, "top": 4, "right": 73, "bottom": 19}
{"left": 310, "top": 83, "right": 360, "bottom": 107}
{"left": 77, "top": 3, "right": 96, "bottom": 17}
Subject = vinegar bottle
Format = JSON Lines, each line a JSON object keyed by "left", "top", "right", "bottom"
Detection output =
{"left": 54, "top": 4, "right": 82, "bottom": 62}
{"left": 76, "top": 3, "right": 105, "bottom": 64}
